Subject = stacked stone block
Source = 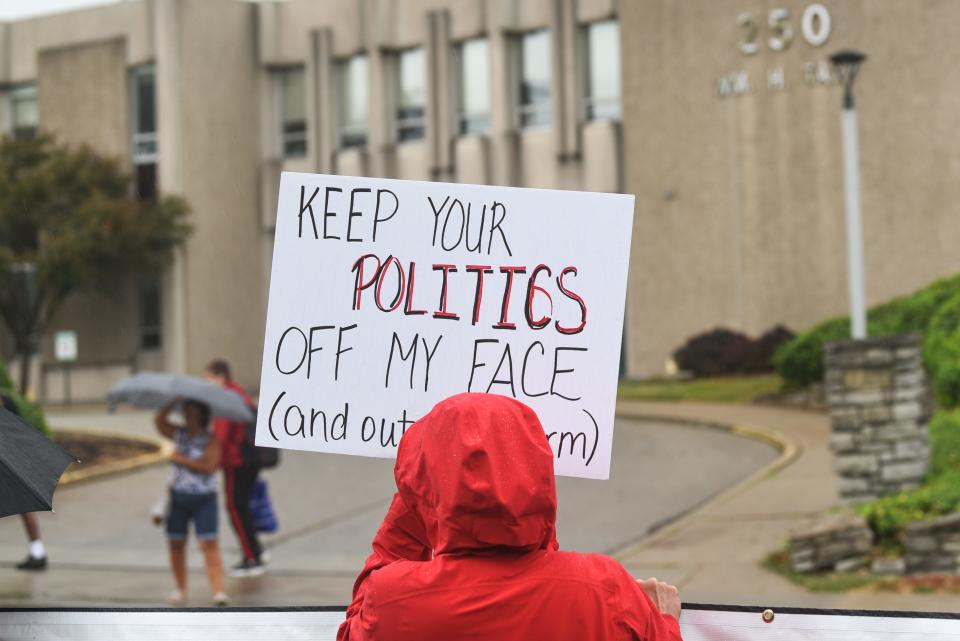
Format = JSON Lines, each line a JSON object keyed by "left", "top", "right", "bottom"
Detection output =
{"left": 905, "top": 513, "right": 960, "bottom": 574}
{"left": 825, "top": 334, "right": 930, "bottom": 503}
{"left": 789, "top": 512, "right": 873, "bottom": 573}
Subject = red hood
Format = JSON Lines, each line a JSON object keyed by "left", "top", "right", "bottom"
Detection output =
{"left": 395, "top": 393, "right": 558, "bottom": 556}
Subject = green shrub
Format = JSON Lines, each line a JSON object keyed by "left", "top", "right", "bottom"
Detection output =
{"left": 924, "top": 291, "right": 960, "bottom": 408}
{"left": 860, "top": 410, "right": 960, "bottom": 545}
{"left": 0, "top": 356, "right": 12, "bottom": 389}
{"left": 0, "top": 357, "right": 49, "bottom": 435}
{"left": 774, "top": 273, "right": 960, "bottom": 390}
{"left": 772, "top": 318, "right": 848, "bottom": 389}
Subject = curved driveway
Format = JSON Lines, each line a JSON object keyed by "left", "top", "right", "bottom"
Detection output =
{"left": 0, "top": 413, "right": 776, "bottom": 606}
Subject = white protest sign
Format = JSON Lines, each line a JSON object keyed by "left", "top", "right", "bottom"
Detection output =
{"left": 257, "top": 172, "right": 634, "bottom": 479}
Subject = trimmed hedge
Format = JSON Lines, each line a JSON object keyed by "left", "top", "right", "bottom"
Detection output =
{"left": 673, "top": 325, "right": 794, "bottom": 378}
{"left": 774, "top": 273, "right": 960, "bottom": 401}
{"left": 860, "top": 410, "right": 960, "bottom": 545}
{"left": 0, "top": 357, "right": 49, "bottom": 435}
{"left": 673, "top": 329, "right": 753, "bottom": 377}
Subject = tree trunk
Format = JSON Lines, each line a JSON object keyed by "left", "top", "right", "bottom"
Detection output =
{"left": 18, "top": 346, "right": 31, "bottom": 397}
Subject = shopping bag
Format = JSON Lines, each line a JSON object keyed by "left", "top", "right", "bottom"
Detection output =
{"left": 250, "top": 478, "right": 279, "bottom": 533}
{"left": 150, "top": 492, "right": 170, "bottom": 527}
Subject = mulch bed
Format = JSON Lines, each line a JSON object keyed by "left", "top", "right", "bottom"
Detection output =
{"left": 53, "top": 432, "right": 159, "bottom": 470}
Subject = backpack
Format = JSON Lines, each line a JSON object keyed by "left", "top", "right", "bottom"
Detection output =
{"left": 241, "top": 406, "right": 281, "bottom": 469}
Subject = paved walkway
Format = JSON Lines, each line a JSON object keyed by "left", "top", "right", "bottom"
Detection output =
{"left": 0, "top": 409, "right": 774, "bottom": 607}
{"left": 614, "top": 400, "right": 959, "bottom": 612}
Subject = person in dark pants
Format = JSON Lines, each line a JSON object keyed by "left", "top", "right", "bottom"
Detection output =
{"left": 1, "top": 393, "right": 49, "bottom": 571}
{"left": 204, "top": 359, "right": 264, "bottom": 577}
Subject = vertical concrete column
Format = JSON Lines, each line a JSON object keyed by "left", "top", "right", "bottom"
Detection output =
{"left": 152, "top": 0, "right": 188, "bottom": 374}
{"left": 256, "top": 1, "right": 279, "bottom": 63}
{"left": 551, "top": 0, "right": 580, "bottom": 161}
{"left": 426, "top": 10, "right": 454, "bottom": 181}
{"left": 488, "top": 7, "right": 517, "bottom": 186}
{"left": 0, "top": 23, "right": 10, "bottom": 87}
{"left": 311, "top": 28, "right": 335, "bottom": 174}
{"left": 366, "top": 1, "right": 390, "bottom": 177}
{"left": 825, "top": 334, "right": 930, "bottom": 503}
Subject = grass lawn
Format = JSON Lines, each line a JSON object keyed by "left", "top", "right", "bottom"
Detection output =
{"left": 617, "top": 374, "right": 783, "bottom": 404}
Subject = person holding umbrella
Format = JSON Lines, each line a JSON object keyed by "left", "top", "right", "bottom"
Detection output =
{"left": 154, "top": 397, "right": 228, "bottom": 606}
{"left": 108, "top": 370, "right": 255, "bottom": 602}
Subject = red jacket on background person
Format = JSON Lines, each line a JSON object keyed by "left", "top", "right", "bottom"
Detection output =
{"left": 212, "top": 380, "right": 253, "bottom": 469}
{"left": 338, "top": 393, "right": 684, "bottom": 641}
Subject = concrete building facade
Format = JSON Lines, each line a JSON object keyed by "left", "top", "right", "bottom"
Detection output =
{"left": 6, "top": 0, "right": 959, "bottom": 397}
{"left": 0, "top": 0, "right": 624, "bottom": 399}
{"left": 620, "top": 1, "right": 960, "bottom": 376}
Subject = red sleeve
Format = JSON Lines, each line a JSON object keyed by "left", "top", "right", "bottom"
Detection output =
{"left": 611, "top": 565, "right": 684, "bottom": 641}
{"left": 337, "top": 493, "right": 431, "bottom": 641}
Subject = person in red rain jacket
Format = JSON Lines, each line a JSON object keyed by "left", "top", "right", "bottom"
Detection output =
{"left": 205, "top": 359, "right": 265, "bottom": 577}
{"left": 338, "top": 392, "right": 684, "bottom": 641}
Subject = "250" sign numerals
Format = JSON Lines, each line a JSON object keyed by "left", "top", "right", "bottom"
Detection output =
{"left": 737, "top": 4, "right": 831, "bottom": 55}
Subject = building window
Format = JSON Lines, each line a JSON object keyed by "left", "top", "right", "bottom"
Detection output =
{"left": 130, "top": 66, "right": 157, "bottom": 201}
{"left": 138, "top": 276, "right": 162, "bottom": 350}
{"left": 394, "top": 48, "right": 426, "bottom": 142}
{"left": 516, "top": 30, "right": 552, "bottom": 128}
{"left": 129, "top": 68, "right": 162, "bottom": 350}
{"left": 337, "top": 55, "right": 368, "bottom": 148}
{"left": 10, "top": 84, "right": 38, "bottom": 140}
{"left": 274, "top": 66, "right": 307, "bottom": 158}
{"left": 456, "top": 38, "right": 490, "bottom": 136}
{"left": 584, "top": 20, "right": 621, "bottom": 121}
{"left": 131, "top": 66, "right": 156, "bottom": 162}
{"left": 135, "top": 164, "right": 157, "bottom": 201}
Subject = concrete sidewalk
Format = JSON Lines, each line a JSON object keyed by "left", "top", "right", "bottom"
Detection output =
{"left": 613, "top": 400, "right": 958, "bottom": 612}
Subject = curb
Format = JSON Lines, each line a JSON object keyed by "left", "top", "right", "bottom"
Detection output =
{"left": 56, "top": 428, "right": 172, "bottom": 487}
{"left": 611, "top": 402, "right": 801, "bottom": 559}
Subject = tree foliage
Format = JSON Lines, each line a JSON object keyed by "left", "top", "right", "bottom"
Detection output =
{"left": 0, "top": 355, "right": 49, "bottom": 434}
{"left": 0, "top": 134, "right": 190, "bottom": 393}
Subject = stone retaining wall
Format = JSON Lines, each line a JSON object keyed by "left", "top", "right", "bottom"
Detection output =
{"left": 825, "top": 334, "right": 930, "bottom": 503}
{"left": 905, "top": 513, "right": 960, "bottom": 574}
{"left": 790, "top": 513, "right": 873, "bottom": 573}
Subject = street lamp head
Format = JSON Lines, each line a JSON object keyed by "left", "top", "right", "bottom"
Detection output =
{"left": 830, "top": 50, "right": 866, "bottom": 66}
{"left": 829, "top": 49, "right": 867, "bottom": 109}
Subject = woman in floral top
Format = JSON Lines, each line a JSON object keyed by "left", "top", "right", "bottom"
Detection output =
{"left": 155, "top": 397, "right": 228, "bottom": 606}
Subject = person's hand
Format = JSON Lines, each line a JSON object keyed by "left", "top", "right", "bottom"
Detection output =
{"left": 638, "top": 577, "right": 681, "bottom": 621}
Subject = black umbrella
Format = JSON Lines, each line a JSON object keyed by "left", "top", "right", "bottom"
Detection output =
{"left": 0, "top": 407, "right": 77, "bottom": 518}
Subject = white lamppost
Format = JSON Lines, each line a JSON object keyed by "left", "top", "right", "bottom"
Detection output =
{"left": 830, "top": 50, "right": 868, "bottom": 339}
